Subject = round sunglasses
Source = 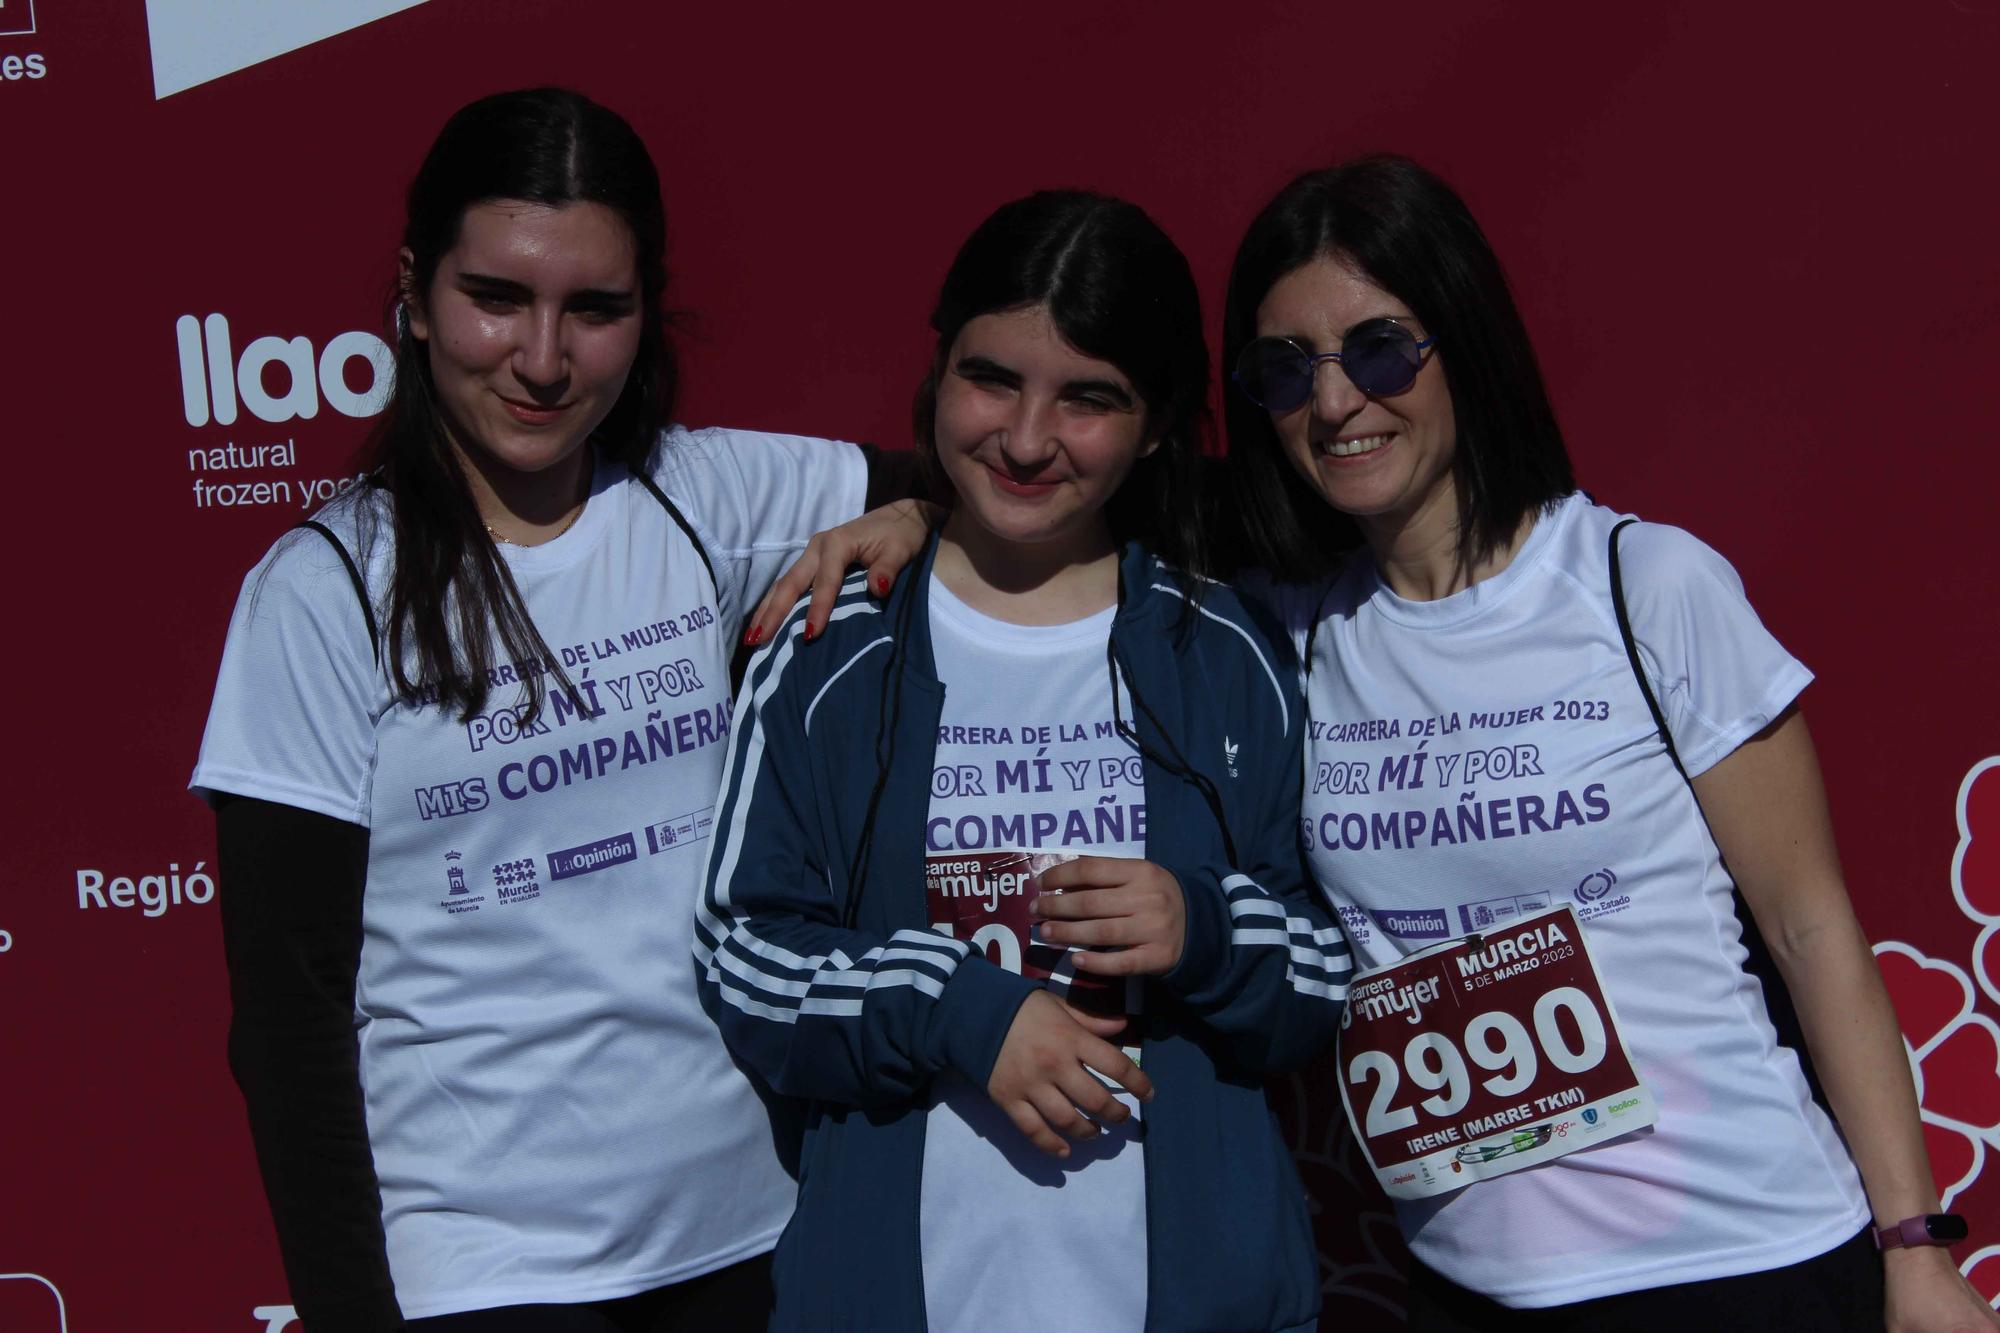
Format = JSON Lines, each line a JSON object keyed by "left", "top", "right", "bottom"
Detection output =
{"left": 1233, "top": 318, "right": 1438, "bottom": 412}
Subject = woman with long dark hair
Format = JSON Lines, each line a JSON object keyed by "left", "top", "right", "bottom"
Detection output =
{"left": 696, "top": 190, "right": 1347, "bottom": 1332}
{"left": 193, "top": 88, "right": 869, "bottom": 1330}
{"left": 1221, "top": 155, "right": 1991, "bottom": 1331}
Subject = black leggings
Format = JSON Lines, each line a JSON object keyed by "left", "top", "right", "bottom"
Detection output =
{"left": 1405, "top": 1227, "right": 1883, "bottom": 1331}
{"left": 406, "top": 1253, "right": 773, "bottom": 1333}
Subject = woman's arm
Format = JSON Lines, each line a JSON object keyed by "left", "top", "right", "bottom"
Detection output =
{"left": 217, "top": 796, "right": 403, "bottom": 1333}
{"left": 1693, "top": 709, "right": 1996, "bottom": 1331}
{"left": 740, "top": 500, "right": 939, "bottom": 647}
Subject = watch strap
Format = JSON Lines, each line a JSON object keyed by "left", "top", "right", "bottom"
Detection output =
{"left": 1874, "top": 1213, "right": 1969, "bottom": 1250}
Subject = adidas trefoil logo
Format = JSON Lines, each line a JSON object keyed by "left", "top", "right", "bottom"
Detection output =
{"left": 1224, "top": 736, "right": 1240, "bottom": 778}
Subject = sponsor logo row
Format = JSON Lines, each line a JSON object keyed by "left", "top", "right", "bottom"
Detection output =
{"left": 1342, "top": 868, "right": 1633, "bottom": 945}
{"left": 437, "top": 808, "right": 714, "bottom": 915}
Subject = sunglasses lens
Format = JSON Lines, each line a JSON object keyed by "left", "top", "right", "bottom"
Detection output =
{"left": 1341, "top": 320, "right": 1423, "bottom": 396}
{"left": 1235, "top": 338, "right": 1314, "bottom": 411}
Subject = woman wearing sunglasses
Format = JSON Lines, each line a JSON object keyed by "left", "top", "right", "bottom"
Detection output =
{"left": 1222, "top": 156, "right": 1990, "bottom": 1331}
{"left": 192, "top": 89, "right": 877, "bottom": 1330}
{"left": 749, "top": 159, "right": 1993, "bottom": 1332}
{"left": 696, "top": 190, "right": 1348, "bottom": 1332}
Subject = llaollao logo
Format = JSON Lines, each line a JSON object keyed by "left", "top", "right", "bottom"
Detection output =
{"left": 176, "top": 314, "right": 392, "bottom": 428}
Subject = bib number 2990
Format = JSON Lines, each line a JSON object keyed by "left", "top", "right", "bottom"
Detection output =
{"left": 1349, "top": 985, "right": 1608, "bottom": 1135}
{"left": 1334, "top": 904, "right": 1656, "bottom": 1199}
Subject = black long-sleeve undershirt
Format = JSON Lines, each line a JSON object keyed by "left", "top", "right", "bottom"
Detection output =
{"left": 218, "top": 795, "right": 403, "bottom": 1333}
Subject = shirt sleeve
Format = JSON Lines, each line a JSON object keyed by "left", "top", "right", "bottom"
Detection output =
{"left": 217, "top": 796, "right": 402, "bottom": 1332}
{"left": 191, "top": 529, "right": 381, "bottom": 825}
{"left": 1616, "top": 522, "right": 1813, "bottom": 778}
{"left": 648, "top": 426, "right": 869, "bottom": 632}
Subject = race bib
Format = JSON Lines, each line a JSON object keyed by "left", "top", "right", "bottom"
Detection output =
{"left": 1336, "top": 904, "right": 1656, "bottom": 1199}
{"left": 925, "top": 850, "right": 1133, "bottom": 1019}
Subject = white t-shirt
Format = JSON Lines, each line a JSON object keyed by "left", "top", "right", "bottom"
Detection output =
{"left": 919, "top": 577, "right": 1149, "bottom": 1333}
{"left": 192, "top": 427, "right": 866, "bottom": 1319}
{"left": 1277, "top": 493, "right": 1867, "bottom": 1307}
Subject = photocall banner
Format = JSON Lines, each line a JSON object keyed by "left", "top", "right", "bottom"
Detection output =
{"left": 5, "top": 1, "right": 1995, "bottom": 1326}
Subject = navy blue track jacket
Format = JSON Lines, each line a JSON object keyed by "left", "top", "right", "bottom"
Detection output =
{"left": 694, "top": 539, "right": 1354, "bottom": 1332}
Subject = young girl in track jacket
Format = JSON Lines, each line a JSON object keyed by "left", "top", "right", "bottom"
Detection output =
{"left": 694, "top": 192, "right": 1351, "bottom": 1333}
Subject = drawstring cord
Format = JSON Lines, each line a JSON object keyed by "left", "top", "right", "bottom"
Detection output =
{"left": 1105, "top": 628, "right": 1238, "bottom": 869}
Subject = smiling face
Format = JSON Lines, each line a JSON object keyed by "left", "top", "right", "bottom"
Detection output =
{"left": 405, "top": 199, "right": 642, "bottom": 490}
{"left": 1254, "top": 255, "right": 1457, "bottom": 545}
{"left": 932, "top": 303, "right": 1157, "bottom": 565}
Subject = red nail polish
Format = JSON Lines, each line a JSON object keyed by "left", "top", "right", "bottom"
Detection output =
{"left": 803, "top": 622, "right": 819, "bottom": 642}
{"left": 742, "top": 626, "right": 762, "bottom": 647}
{"left": 875, "top": 575, "right": 891, "bottom": 595}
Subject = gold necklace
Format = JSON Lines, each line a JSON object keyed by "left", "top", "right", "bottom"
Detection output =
{"left": 485, "top": 503, "right": 584, "bottom": 547}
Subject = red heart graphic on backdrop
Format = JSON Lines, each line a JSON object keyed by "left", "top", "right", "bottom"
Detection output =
{"left": 1923, "top": 1118, "right": 1980, "bottom": 1201}
{"left": 0, "top": 1277, "right": 64, "bottom": 1333}
{"left": 1962, "top": 1246, "right": 2000, "bottom": 1306}
{"left": 1921, "top": 1020, "right": 2000, "bottom": 1132}
{"left": 1963, "top": 763, "right": 1999, "bottom": 920}
{"left": 1879, "top": 948, "right": 1972, "bottom": 1048}
{"left": 1980, "top": 928, "right": 2000, "bottom": 1008}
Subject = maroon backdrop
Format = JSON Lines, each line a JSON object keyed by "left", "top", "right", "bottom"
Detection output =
{"left": 5, "top": 1, "right": 1996, "bottom": 1327}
